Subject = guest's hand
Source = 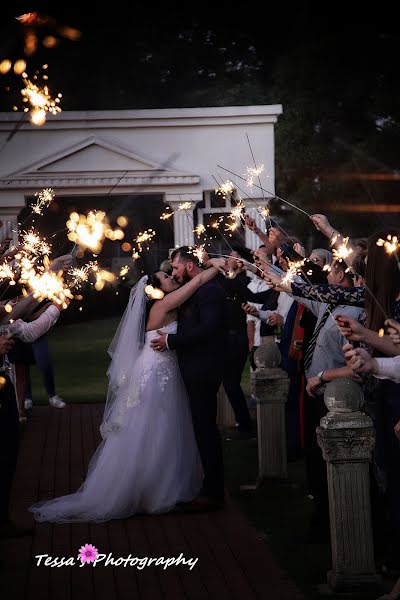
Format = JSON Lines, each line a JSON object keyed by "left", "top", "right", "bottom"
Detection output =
{"left": 150, "top": 330, "right": 167, "bottom": 352}
{"left": 310, "top": 214, "right": 334, "bottom": 237}
{"left": 336, "top": 315, "right": 366, "bottom": 342}
{"left": 50, "top": 254, "right": 73, "bottom": 272}
{"left": 293, "top": 242, "right": 306, "bottom": 258}
{"left": 306, "top": 376, "right": 323, "bottom": 397}
{"left": 242, "top": 303, "right": 259, "bottom": 317}
{"left": 206, "top": 257, "right": 229, "bottom": 274}
{"left": 0, "top": 331, "right": 14, "bottom": 355}
{"left": 244, "top": 215, "right": 259, "bottom": 233}
{"left": 385, "top": 319, "right": 400, "bottom": 346}
{"left": 267, "top": 313, "right": 283, "bottom": 327}
{"left": 342, "top": 343, "right": 378, "bottom": 375}
{"left": 261, "top": 268, "right": 287, "bottom": 291}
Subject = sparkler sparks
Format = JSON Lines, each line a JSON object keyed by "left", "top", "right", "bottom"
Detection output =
{"left": 132, "top": 229, "right": 156, "bottom": 260}
{"left": 215, "top": 180, "right": 235, "bottom": 197}
{"left": 67, "top": 266, "right": 90, "bottom": 289}
{"left": 160, "top": 211, "right": 174, "bottom": 220}
{"left": 191, "top": 244, "right": 207, "bottom": 264}
{"left": 376, "top": 234, "right": 400, "bottom": 254}
{"left": 32, "top": 187, "right": 55, "bottom": 215}
{"left": 193, "top": 224, "right": 206, "bottom": 236}
{"left": 178, "top": 201, "right": 192, "bottom": 211}
{"left": 21, "top": 229, "right": 52, "bottom": 256}
{"left": 331, "top": 236, "right": 353, "bottom": 262}
{"left": 281, "top": 259, "right": 306, "bottom": 286}
{"left": 19, "top": 257, "right": 73, "bottom": 309}
{"left": 246, "top": 165, "right": 264, "bottom": 191}
{"left": 67, "top": 210, "right": 123, "bottom": 254}
{"left": 21, "top": 71, "right": 62, "bottom": 126}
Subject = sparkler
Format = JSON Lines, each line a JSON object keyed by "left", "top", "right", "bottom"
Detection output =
{"left": 160, "top": 211, "right": 174, "bottom": 221}
{"left": 21, "top": 228, "right": 52, "bottom": 256}
{"left": 178, "top": 201, "right": 192, "bottom": 211}
{"left": 20, "top": 70, "right": 62, "bottom": 126}
{"left": 67, "top": 210, "right": 123, "bottom": 255}
{"left": 281, "top": 259, "right": 307, "bottom": 286}
{"left": 376, "top": 234, "right": 400, "bottom": 255}
{"left": 19, "top": 256, "right": 73, "bottom": 309}
{"left": 132, "top": 229, "right": 156, "bottom": 260}
{"left": 190, "top": 244, "right": 207, "bottom": 264}
{"left": 217, "top": 163, "right": 311, "bottom": 218}
{"left": 331, "top": 236, "right": 353, "bottom": 262}
{"left": 193, "top": 223, "right": 206, "bottom": 236}
{"left": 32, "top": 187, "right": 55, "bottom": 215}
{"left": 245, "top": 164, "right": 264, "bottom": 191}
{"left": 215, "top": 180, "right": 235, "bottom": 197}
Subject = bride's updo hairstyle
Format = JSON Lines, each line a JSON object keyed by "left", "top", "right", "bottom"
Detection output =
{"left": 144, "top": 273, "right": 164, "bottom": 324}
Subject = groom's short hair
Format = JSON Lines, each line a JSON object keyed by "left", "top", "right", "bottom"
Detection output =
{"left": 170, "top": 246, "right": 201, "bottom": 267}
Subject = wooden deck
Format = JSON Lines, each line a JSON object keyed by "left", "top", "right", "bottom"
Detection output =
{"left": 0, "top": 404, "right": 303, "bottom": 600}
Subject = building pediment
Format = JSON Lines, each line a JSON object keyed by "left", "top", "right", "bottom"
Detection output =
{"left": 0, "top": 136, "right": 200, "bottom": 190}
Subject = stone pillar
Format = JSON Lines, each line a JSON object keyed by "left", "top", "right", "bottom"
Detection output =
{"left": 317, "top": 378, "right": 381, "bottom": 592}
{"left": 251, "top": 339, "right": 289, "bottom": 479}
{"left": 216, "top": 386, "right": 236, "bottom": 428}
{"left": 165, "top": 194, "right": 202, "bottom": 248}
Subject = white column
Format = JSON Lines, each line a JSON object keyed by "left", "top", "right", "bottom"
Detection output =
{"left": 165, "top": 193, "right": 202, "bottom": 248}
{"left": 0, "top": 193, "right": 26, "bottom": 245}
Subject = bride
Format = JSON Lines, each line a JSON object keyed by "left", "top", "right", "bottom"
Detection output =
{"left": 29, "top": 257, "right": 227, "bottom": 523}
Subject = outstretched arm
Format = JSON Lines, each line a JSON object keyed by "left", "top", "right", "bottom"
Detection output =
{"left": 310, "top": 214, "right": 357, "bottom": 267}
{"left": 156, "top": 258, "right": 227, "bottom": 313}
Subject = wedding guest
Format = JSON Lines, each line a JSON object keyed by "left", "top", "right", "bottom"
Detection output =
{"left": 24, "top": 333, "right": 66, "bottom": 413}
{"left": 0, "top": 301, "right": 66, "bottom": 539}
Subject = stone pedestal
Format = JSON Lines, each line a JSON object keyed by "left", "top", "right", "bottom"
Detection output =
{"left": 216, "top": 386, "right": 236, "bottom": 428}
{"left": 251, "top": 339, "right": 289, "bottom": 480}
{"left": 317, "top": 378, "right": 381, "bottom": 592}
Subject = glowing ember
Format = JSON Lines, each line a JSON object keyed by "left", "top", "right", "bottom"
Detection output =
{"left": 378, "top": 328, "right": 385, "bottom": 337}
{"left": 119, "top": 265, "right": 130, "bottom": 276}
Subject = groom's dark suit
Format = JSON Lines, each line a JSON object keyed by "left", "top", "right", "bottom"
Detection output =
{"left": 167, "top": 279, "right": 227, "bottom": 502}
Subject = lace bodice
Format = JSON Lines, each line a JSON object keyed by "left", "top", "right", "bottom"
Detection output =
{"left": 144, "top": 321, "right": 177, "bottom": 347}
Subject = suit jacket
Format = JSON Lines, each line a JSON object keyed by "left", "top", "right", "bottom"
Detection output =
{"left": 167, "top": 279, "right": 227, "bottom": 388}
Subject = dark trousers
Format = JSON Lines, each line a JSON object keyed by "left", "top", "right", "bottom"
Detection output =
{"left": 222, "top": 331, "right": 252, "bottom": 429}
{"left": 26, "top": 335, "right": 56, "bottom": 399}
{"left": 185, "top": 379, "right": 225, "bottom": 501}
{"left": 0, "top": 375, "right": 19, "bottom": 521}
{"left": 303, "top": 390, "right": 329, "bottom": 531}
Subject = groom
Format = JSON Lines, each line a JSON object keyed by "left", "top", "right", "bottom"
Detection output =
{"left": 151, "top": 246, "right": 227, "bottom": 509}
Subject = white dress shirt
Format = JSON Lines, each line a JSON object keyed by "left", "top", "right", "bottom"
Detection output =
{"left": 6, "top": 305, "right": 60, "bottom": 343}
{"left": 258, "top": 292, "right": 294, "bottom": 326}
{"left": 246, "top": 275, "right": 269, "bottom": 347}
{"left": 374, "top": 356, "right": 400, "bottom": 384}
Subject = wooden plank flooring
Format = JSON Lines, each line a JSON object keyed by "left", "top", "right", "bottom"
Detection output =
{"left": 0, "top": 404, "right": 303, "bottom": 600}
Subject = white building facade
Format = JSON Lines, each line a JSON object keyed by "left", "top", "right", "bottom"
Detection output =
{"left": 0, "top": 105, "right": 282, "bottom": 249}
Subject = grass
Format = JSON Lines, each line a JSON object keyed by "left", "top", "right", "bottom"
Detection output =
{"left": 29, "top": 317, "right": 120, "bottom": 404}
{"left": 28, "top": 317, "right": 390, "bottom": 599}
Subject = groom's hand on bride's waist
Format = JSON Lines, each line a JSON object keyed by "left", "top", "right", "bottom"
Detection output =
{"left": 150, "top": 330, "right": 168, "bottom": 352}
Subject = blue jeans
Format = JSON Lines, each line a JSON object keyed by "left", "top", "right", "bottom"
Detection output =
{"left": 26, "top": 335, "right": 56, "bottom": 399}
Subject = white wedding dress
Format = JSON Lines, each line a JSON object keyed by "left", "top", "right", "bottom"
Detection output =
{"left": 29, "top": 321, "right": 201, "bottom": 523}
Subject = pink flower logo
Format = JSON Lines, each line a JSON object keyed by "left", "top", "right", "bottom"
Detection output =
{"left": 78, "top": 543, "right": 99, "bottom": 564}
